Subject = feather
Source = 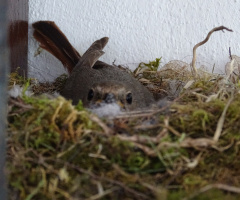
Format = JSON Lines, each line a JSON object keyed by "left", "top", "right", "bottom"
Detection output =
{"left": 33, "top": 21, "right": 80, "bottom": 73}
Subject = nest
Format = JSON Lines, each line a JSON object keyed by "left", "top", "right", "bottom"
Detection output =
{"left": 7, "top": 26, "right": 240, "bottom": 200}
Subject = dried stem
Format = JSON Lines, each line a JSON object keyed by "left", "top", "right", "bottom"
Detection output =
{"left": 213, "top": 91, "right": 234, "bottom": 142}
{"left": 183, "top": 183, "right": 240, "bottom": 200}
{"left": 191, "top": 26, "right": 233, "bottom": 77}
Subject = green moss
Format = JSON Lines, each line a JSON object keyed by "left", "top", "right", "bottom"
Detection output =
{"left": 7, "top": 64, "right": 240, "bottom": 200}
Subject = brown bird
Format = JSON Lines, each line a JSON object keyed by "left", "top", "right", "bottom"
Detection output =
{"left": 33, "top": 21, "right": 155, "bottom": 111}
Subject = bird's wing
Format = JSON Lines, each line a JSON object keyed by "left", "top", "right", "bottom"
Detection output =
{"left": 76, "top": 37, "right": 110, "bottom": 69}
{"left": 84, "top": 37, "right": 109, "bottom": 55}
{"left": 76, "top": 49, "right": 105, "bottom": 68}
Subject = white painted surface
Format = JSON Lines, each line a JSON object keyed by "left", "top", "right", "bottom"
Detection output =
{"left": 28, "top": 0, "right": 240, "bottom": 81}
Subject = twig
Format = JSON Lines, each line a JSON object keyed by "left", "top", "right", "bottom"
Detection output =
{"left": 229, "top": 47, "right": 232, "bottom": 60}
{"left": 89, "top": 114, "right": 113, "bottom": 135}
{"left": 180, "top": 138, "right": 214, "bottom": 149}
{"left": 134, "top": 124, "right": 163, "bottom": 130}
{"left": 165, "top": 125, "right": 181, "bottom": 136}
{"left": 183, "top": 183, "right": 240, "bottom": 200}
{"left": 8, "top": 98, "right": 33, "bottom": 109}
{"left": 117, "top": 134, "right": 161, "bottom": 144}
{"left": 211, "top": 64, "right": 215, "bottom": 74}
{"left": 191, "top": 26, "right": 233, "bottom": 77}
{"left": 133, "top": 142, "right": 157, "bottom": 157}
{"left": 86, "top": 187, "right": 118, "bottom": 200}
{"left": 213, "top": 92, "right": 234, "bottom": 142}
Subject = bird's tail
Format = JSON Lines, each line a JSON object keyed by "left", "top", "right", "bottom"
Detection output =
{"left": 32, "top": 21, "right": 80, "bottom": 73}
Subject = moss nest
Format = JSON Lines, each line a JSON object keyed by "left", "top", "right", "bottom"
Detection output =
{"left": 6, "top": 56, "right": 240, "bottom": 200}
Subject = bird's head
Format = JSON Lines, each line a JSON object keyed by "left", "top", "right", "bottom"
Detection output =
{"left": 87, "top": 81, "right": 134, "bottom": 111}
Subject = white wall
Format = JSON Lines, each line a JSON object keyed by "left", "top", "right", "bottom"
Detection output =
{"left": 28, "top": 0, "right": 240, "bottom": 81}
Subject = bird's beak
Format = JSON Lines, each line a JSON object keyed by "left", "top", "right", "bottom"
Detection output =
{"left": 116, "top": 101, "right": 125, "bottom": 109}
{"left": 95, "top": 99, "right": 103, "bottom": 105}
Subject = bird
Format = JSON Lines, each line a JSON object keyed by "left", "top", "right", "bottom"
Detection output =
{"left": 32, "top": 21, "right": 155, "bottom": 111}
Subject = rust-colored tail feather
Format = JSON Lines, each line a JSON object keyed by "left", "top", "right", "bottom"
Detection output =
{"left": 33, "top": 21, "right": 80, "bottom": 73}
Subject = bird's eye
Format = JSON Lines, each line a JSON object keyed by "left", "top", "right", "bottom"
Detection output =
{"left": 126, "top": 92, "right": 132, "bottom": 104}
{"left": 87, "top": 89, "right": 94, "bottom": 101}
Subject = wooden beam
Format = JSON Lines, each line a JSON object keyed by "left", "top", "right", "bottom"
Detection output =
{"left": 8, "top": 0, "right": 29, "bottom": 77}
{"left": 0, "top": 1, "right": 9, "bottom": 199}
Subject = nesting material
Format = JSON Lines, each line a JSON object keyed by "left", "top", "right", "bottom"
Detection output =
{"left": 7, "top": 57, "right": 240, "bottom": 200}
{"left": 89, "top": 102, "right": 122, "bottom": 117}
{"left": 7, "top": 26, "right": 240, "bottom": 200}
